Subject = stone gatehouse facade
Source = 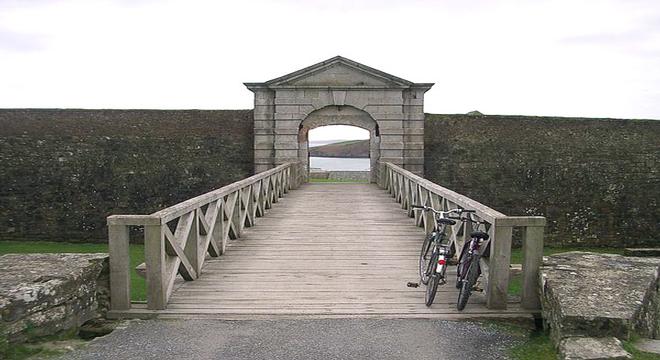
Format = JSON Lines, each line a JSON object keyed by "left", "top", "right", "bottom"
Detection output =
{"left": 245, "top": 56, "right": 433, "bottom": 182}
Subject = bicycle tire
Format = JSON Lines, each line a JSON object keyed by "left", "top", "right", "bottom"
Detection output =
{"left": 425, "top": 252, "right": 440, "bottom": 306}
{"left": 456, "top": 247, "right": 469, "bottom": 289}
{"left": 419, "top": 232, "right": 434, "bottom": 285}
{"left": 457, "top": 256, "right": 480, "bottom": 311}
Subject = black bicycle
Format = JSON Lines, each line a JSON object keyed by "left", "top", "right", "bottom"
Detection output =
{"left": 455, "top": 213, "right": 490, "bottom": 311}
{"left": 411, "top": 205, "right": 475, "bottom": 306}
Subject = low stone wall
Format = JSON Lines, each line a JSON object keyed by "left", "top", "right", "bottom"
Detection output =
{"left": 540, "top": 252, "right": 660, "bottom": 358}
{"left": 310, "top": 170, "right": 370, "bottom": 182}
{"left": 0, "top": 253, "right": 109, "bottom": 353}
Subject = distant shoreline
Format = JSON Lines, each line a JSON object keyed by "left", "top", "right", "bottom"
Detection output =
{"left": 309, "top": 139, "right": 369, "bottom": 158}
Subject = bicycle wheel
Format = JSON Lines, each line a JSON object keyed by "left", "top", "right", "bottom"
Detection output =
{"left": 418, "top": 233, "right": 434, "bottom": 285}
{"left": 425, "top": 252, "right": 440, "bottom": 306}
{"left": 456, "top": 246, "right": 469, "bottom": 289}
{"left": 457, "top": 256, "right": 479, "bottom": 311}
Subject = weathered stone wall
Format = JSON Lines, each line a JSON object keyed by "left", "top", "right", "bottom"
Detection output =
{"left": 0, "top": 109, "right": 253, "bottom": 243}
{"left": 425, "top": 114, "right": 660, "bottom": 247}
{"left": 540, "top": 252, "right": 660, "bottom": 358}
{"left": 0, "top": 253, "right": 109, "bottom": 353}
{"left": 2, "top": 109, "right": 658, "bottom": 247}
{"left": 309, "top": 170, "right": 370, "bottom": 182}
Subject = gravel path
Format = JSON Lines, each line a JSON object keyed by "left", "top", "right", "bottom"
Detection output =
{"left": 60, "top": 318, "right": 522, "bottom": 360}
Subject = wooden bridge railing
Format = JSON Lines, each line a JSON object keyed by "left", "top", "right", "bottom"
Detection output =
{"left": 107, "top": 162, "right": 303, "bottom": 311}
{"left": 378, "top": 162, "right": 546, "bottom": 310}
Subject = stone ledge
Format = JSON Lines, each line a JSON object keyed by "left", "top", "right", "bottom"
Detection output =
{"left": 0, "top": 253, "right": 109, "bottom": 347}
{"left": 559, "top": 337, "right": 631, "bottom": 360}
{"left": 540, "top": 252, "right": 660, "bottom": 345}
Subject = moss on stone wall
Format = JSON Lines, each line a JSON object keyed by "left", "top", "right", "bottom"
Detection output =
{"left": 0, "top": 109, "right": 253, "bottom": 243}
{"left": 424, "top": 113, "right": 660, "bottom": 246}
{"left": 1, "top": 109, "right": 657, "bottom": 246}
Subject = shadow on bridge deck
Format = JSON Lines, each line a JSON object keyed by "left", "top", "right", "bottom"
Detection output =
{"left": 129, "top": 183, "right": 534, "bottom": 320}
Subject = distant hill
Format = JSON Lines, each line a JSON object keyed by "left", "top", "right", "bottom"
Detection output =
{"left": 309, "top": 139, "right": 369, "bottom": 158}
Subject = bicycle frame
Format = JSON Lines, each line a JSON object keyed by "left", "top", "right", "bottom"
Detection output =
{"left": 457, "top": 234, "right": 481, "bottom": 279}
{"left": 426, "top": 220, "right": 451, "bottom": 279}
{"left": 413, "top": 205, "right": 478, "bottom": 307}
{"left": 455, "top": 213, "right": 489, "bottom": 310}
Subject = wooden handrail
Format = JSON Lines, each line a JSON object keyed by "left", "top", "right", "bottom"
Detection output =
{"left": 107, "top": 162, "right": 303, "bottom": 312}
{"left": 378, "top": 161, "right": 545, "bottom": 310}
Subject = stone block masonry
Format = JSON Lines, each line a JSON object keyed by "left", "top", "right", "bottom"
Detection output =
{"left": 0, "top": 109, "right": 254, "bottom": 243}
{"left": 540, "top": 252, "right": 660, "bottom": 343}
{"left": 0, "top": 253, "right": 109, "bottom": 353}
{"left": 1, "top": 109, "right": 658, "bottom": 247}
{"left": 425, "top": 114, "right": 660, "bottom": 247}
{"left": 540, "top": 252, "right": 660, "bottom": 359}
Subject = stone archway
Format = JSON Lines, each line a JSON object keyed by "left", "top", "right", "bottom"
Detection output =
{"left": 245, "top": 56, "right": 433, "bottom": 179}
{"left": 299, "top": 106, "right": 380, "bottom": 182}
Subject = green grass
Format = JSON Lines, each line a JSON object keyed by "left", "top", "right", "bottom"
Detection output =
{"left": 2, "top": 343, "right": 51, "bottom": 360}
{"left": 508, "top": 332, "right": 660, "bottom": 360}
{"left": 0, "top": 241, "right": 146, "bottom": 301}
{"left": 1, "top": 327, "right": 87, "bottom": 360}
{"left": 509, "top": 331, "right": 556, "bottom": 360}
{"left": 491, "top": 320, "right": 660, "bottom": 360}
{"left": 620, "top": 335, "right": 660, "bottom": 360}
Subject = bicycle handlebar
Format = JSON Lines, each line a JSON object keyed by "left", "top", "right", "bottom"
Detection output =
{"left": 411, "top": 205, "right": 475, "bottom": 216}
{"left": 411, "top": 205, "right": 487, "bottom": 225}
{"left": 448, "top": 215, "right": 487, "bottom": 225}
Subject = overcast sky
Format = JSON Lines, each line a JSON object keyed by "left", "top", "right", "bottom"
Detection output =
{"left": 1, "top": 0, "right": 659, "bottom": 127}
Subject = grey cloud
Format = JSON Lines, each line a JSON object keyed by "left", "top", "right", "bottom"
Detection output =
{"left": 560, "top": 19, "right": 660, "bottom": 57}
{"left": 0, "top": 27, "right": 47, "bottom": 52}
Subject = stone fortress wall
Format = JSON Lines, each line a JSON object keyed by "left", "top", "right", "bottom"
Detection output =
{"left": 0, "top": 109, "right": 254, "bottom": 242}
{"left": 425, "top": 114, "right": 660, "bottom": 247}
{"left": 0, "top": 109, "right": 658, "bottom": 246}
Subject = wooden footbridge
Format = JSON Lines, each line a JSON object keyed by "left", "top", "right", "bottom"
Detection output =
{"left": 107, "top": 163, "right": 545, "bottom": 320}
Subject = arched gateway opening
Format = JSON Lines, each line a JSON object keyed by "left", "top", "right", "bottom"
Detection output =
{"left": 299, "top": 106, "right": 380, "bottom": 182}
{"left": 245, "top": 56, "right": 433, "bottom": 179}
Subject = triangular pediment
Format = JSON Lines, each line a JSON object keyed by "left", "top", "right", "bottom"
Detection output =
{"left": 263, "top": 56, "right": 414, "bottom": 88}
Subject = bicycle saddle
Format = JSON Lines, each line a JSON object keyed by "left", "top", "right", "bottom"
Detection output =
{"left": 470, "top": 231, "right": 489, "bottom": 240}
{"left": 438, "top": 218, "right": 456, "bottom": 225}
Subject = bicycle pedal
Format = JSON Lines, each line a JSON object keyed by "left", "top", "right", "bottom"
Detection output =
{"left": 439, "top": 279, "right": 446, "bottom": 285}
{"left": 406, "top": 282, "right": 419, "bottom": 288}
{"left": 472, "top": 286, "right": 483, "bottom": 292}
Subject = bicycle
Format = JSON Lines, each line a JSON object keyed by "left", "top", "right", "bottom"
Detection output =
{"left": 411, "top": 205, "right": 475, "bottom": 306}
{"left": 455, "top": 213, "right": 490, "bottom": 311}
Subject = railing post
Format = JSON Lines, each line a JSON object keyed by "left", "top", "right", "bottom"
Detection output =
{"left": 145, "top": 223, "right": 167, "bottom": 310}
{"left": 186, "top": 210, "right": 202, "bottom": 275}
{"left": 213, "top": 203, "right": 226, "bottom": 255}
{"left": 486, "top": 218, "right": 513, "bottom": 310}
{"left": 521, "top": 224, "right": 545, "bottom": 309}
{"left": 108, "top": 223, "right": 130, "bottom": 311}
{"left": 232, "top": 190, "right": 243, "bottom": 238}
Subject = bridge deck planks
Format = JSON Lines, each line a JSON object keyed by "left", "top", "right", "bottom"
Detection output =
{"left": 124, "top": 183, "right": 535, "bottom": 320}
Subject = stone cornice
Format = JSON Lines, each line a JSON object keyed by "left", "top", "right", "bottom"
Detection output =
{"left": 244, "top": 56, "right": 434, "bottom": 92}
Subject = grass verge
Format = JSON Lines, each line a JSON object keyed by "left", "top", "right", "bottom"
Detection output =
{"left": 622, "top": 337, "right": 660, "bottom": 360}
{"left": 509, "top": 331, "right": 556, "bottom": 360}
{"left": 490, "top": 320, "right": 660, "bottom": 360}
{"left": 0, "top": 241, "right": 146, "bottom": 301}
